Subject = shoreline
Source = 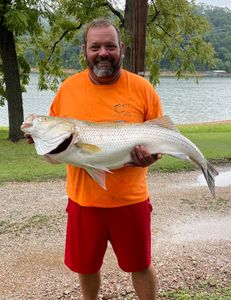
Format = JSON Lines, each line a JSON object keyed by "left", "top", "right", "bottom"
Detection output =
{"left": 30, "top": 68, "right": 231, "bottom": 78}
{"left": 0, "top": 119, "right": 231, "bottom": 129}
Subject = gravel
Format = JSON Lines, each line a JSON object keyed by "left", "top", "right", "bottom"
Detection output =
{"left": 0, "top": 164, "right": 231, "bottom": 300}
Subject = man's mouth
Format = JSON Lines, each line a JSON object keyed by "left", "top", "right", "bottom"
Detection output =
{"left": 97, "top": 61, "right": 111, "bottom": 67}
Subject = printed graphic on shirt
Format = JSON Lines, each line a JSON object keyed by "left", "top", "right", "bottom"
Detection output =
{"left": 113, "top": 103, "right": 132, "bottom": 117}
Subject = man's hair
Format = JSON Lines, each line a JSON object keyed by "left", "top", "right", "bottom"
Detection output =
{"left": 83, "top": 19, "right": 121, "bottom": 46}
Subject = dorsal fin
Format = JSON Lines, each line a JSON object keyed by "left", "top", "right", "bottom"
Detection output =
{"left": 145, "top": 115, "right": 179, "bottom": 132}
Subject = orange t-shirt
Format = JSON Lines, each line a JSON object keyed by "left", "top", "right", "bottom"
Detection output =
{"left": 50, "top": 69, "right": 162, "bottom": 207}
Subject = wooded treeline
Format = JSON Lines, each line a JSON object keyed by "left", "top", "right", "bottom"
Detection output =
{"left": 23, "top": 4, "right": 231, "bottom": 73}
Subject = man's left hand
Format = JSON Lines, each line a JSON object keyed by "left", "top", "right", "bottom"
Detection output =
{"left": 124, "top": 145, "right": 162, "bottom": 168}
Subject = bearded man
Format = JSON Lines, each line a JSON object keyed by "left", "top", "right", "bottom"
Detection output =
{"left": 49, "top": 19, "right": 163, "bottom": 300}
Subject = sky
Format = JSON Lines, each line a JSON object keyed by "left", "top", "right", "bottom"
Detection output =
{"left": 117, "top": 0, "right": 231, "bottom": 10}
{"left": 195, "top": 0, "right": 231, "bottom": 9}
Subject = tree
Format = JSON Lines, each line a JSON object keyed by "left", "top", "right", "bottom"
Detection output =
{"left": 0, "top": 0, "right": 31, "bottom": 141}
{"left": 109, "top": 0, "right": 216, "bottom": 83}
{"left": 145, "top": 0, "right": 216, "bottom": 83}
{"left": 0, "top": 0, "right": 60, "bottom": 141}
{"left": 123, "top": 0, "right": 148, "bottom": 75}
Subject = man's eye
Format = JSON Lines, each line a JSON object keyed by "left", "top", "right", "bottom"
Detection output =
{"left": 108, "top": 45, "right": 116, "bottom": 50}
{"left": 90, "top": 45, "right": 99, "bottom": 50}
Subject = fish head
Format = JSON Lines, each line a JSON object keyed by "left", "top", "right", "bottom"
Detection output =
{"left": 21, "top": 114, "right": 76, "bottom": 155}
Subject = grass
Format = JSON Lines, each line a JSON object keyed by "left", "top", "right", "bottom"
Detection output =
{"left": 161, "top": 280, "right": 231, "bottom": 299}
{"left": 0, "top": 213, "right": 65, "bottom": 235}
{"left": 0, "top": 128, "right": 66, "bottom": 182}
{"left": 0, "top": 123, "right": 231, "bottom": 182}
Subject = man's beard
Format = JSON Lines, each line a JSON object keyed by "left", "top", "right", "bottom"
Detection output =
{"left": 93, "top": 65, "right": 114, "bottom": 77}
{"left": 87, "top": 56, "right": 122, "bottom": 78}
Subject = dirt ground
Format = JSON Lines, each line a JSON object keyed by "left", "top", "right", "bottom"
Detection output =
{"left": 0, "top": 164, "right": 231, "bottom": 300}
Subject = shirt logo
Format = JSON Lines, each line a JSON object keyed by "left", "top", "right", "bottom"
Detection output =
{"left": 113, "top": 103, "right": 131, "bottom": 117}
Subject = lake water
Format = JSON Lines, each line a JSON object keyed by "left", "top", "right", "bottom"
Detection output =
{"left": 0, "top": 73, "right": 230, "bottom": 126}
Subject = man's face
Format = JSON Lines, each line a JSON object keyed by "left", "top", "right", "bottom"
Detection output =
{"left": 84, "top": 25, "right": 124, "bottom": 78}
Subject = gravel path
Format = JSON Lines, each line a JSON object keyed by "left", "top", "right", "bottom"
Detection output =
{"left": 0, "top": 165, "right": 231, "bottom": 300}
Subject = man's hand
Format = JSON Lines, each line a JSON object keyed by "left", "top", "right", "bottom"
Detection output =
{"left": 24, "top": 134, "right": 34, "bottom": 144}
{"left": 124, "top": 145, "right": 162, "bottom": 168}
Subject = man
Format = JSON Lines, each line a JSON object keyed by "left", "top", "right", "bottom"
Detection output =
{"left": 49, "top": 19, "right": 162, "bottom": 299}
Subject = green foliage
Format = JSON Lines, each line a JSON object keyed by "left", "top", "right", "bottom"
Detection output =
{"left": 198, "top": 5, "right": 231, "bottom": 72}
{"left": 146, "top": 0, "right": 216, "bottom": 84}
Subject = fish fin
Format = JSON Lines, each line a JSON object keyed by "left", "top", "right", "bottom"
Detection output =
{"left": 201, "top": 161, "right": 219, "bottom": 198}
{"left": 74, "top": 143, "right": 102, "bottom": 153}
{"left": 85, "top": 163, "right": 113, "bottom": 173}
{"left": 85, "top": 167, "right": 107, "bottom": 190}
{"left": 164, "top": 151, "right": 190, "bottom": 160}
{"left": 146, "top": 115, "right": 179, "bottom": 132}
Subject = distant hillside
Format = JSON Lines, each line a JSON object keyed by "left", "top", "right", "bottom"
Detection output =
{"left": 199, "top": 4, "right": 231, "bottom": 71}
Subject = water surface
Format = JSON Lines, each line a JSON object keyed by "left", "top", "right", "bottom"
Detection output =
{"left": 0, "top": 74, "right": 231, "bottom": 126}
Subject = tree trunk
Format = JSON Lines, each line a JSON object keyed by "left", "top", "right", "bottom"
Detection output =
{"left": 124, "top": 0, "right": 148, "bottom": 75}
{"left": 0, "top": 23, "right": 24, "bottom": 141}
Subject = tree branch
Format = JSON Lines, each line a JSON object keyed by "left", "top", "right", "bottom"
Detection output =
{"left": 46, "top": 22, "right": 82, "bottom": 64}
{"left": 156, "top": 23, "right": 173, "bottom": 38}
{"left": 104, "top": 1, "right": 124, "bottom": 27}
{"left": 148, "top": 0, "right": 160, "bottom": 25}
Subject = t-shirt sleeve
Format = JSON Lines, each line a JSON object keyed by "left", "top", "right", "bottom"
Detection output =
{"left": 49, "top": 88, "right": 62, "bottom": 116}
{"left": 144, "top": 81, "right": 163, "bottom": 121}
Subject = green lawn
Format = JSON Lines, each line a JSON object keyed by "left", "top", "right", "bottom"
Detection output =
{"left": 0, "top": 123, "right": 231, "bottom": 182}
{"left": 161, "top": 280, "right": 231, "bottom": 300}
{"left": 0, "top": 128, "right": 66, "bottom": 182}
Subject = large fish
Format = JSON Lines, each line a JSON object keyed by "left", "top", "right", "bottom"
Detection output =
{"left": 21, "top": 114, "right": 219, "bottom": 197}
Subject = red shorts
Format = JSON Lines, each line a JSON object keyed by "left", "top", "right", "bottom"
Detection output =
{"left": 65, "top": 198, "right": 153, "bottom": 274}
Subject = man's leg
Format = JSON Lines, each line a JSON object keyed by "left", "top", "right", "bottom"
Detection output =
{"left": 131, "top": 265, "right": 158, "bottom": 300}
{"left": 78, "top": 271, "right": 101, "bottom": 300}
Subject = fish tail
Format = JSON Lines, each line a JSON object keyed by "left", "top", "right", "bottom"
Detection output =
{"left": 202, "top": 161, "right": 219, "bottom": 198}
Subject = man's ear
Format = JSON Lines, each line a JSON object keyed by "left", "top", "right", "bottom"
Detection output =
{"left": 82, "top": 44, "right": 87, "bottom": 58}
{"left": 120, "top": 42, "right": 125, "bottom": 56}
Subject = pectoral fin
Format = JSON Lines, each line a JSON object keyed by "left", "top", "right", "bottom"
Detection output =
{"left": 74, "top": 143, "right": 102, "bottom": 153}
{"left": 85, "top": 167, "right": 107, "bottom": 190}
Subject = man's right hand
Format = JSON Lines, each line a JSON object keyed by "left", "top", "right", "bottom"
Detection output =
{"left": 24, "top": 134, "right": 34, "bottom": 144}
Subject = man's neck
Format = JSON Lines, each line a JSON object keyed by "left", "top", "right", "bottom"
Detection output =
{"left": 88, "top": 68, "right": 122, "bottom": 85}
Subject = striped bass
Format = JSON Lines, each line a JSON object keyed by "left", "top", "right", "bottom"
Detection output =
{"left": 21, "top": 114, "right": 219, "bottom": 197}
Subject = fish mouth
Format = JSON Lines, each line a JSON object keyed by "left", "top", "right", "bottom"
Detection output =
{"left": 48, "top": 134, "right": 73, "bottom": 154}
{"left": 21, "top": 114, "right": 37, "bottom": 130}
{"left": 21, "top": 122, "right": 32, "bottom": 129}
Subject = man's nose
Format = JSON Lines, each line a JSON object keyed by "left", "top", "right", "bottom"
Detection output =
{"left": 98, "top": 46, "right": 109, "bottom": 57}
